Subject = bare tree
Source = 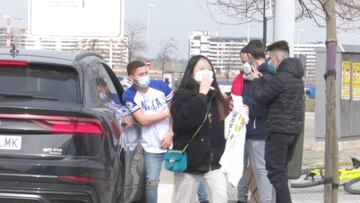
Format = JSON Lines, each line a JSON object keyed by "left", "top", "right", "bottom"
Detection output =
{"left": 322, "top": 0, "right": 339, "bottom": 201}
{"left": 75, "top": 39, "right": 106, "bottom": 56}
{"left": 225, "top": 54, "right": 238, "bottom": 82}
{"left": 124, "top": 20, "right": 147, "bottom": 62}
{"left": 206, "top": 0, "right": 360, "bottom": 30}
{"left": 157, "top": 38, "right": 177, "bottom": 73}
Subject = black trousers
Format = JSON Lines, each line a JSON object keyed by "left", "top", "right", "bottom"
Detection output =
{"left": 265, "top": 133, "right": 298, "bottom": 203}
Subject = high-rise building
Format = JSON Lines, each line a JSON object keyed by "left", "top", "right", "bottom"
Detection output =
{"left": 189, "top": 31, "right": 249, "bottom": 76}
{"left": 25, "top": 36, "right": 129, "bottom": 75}
{"left": 294, "top": 43, "right": 325, "bottom": 86}
{"left": 0, "top": 27, "right": 128, "bottom": 76}
{"left": 189, "top": 31, "right": 325, "bottom": 84}
{"left": 0, "top": 27, "right": 27, "bottom": 48}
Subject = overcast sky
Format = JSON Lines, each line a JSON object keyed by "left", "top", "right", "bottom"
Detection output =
{"left": 2, "top": 0, "right": 360, "bottom": 59}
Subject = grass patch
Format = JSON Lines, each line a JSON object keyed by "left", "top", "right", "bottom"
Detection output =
{"left": 305, "top": 97, "right": 315, "bottom": 112}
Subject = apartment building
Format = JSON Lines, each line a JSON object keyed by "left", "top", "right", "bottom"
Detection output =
{"left": 0, "top": 27, "right": 27, "bottom": 48}
{"left": 189, "top": 31, "right": 248, "bottom": 76}
{"left": 294, "top": 43, "right": 325, "bottom": 86}
{"left": 189, "top": 31, "right": 325, "bottom": 84}
{"left": 0, "top": 27, "right": 128, "bottom": 76}
{"left": 25, "top": 36, "right": 129, "bottom": 75}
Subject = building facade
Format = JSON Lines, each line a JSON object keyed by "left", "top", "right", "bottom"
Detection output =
{"left": 189, "top": 31, "right": 248, "bottom": 78}
{"left": 0, "top": 26, "right": 128, "bottom": 76}
{"left": 189, "top": 31, "right": 325, "bottom": 84}
{"left": 25, "top": 36, "right": 129, "bottom": 75}
{"left": 294, "top": 43, "right": 325, "bottom": 86}
{"left": 0, "top": 27, "right": 27, "bottom": 48}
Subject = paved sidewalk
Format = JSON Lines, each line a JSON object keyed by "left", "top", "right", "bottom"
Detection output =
{"left": 158, "top": 113, "right": 360, "bottom": 202}
{"left": 159, "top": 170, "right": 360, "bottom": 203}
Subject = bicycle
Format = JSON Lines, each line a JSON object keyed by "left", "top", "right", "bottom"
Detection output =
{"left": 290, "top": 157, "right": 360, "bottom": 194}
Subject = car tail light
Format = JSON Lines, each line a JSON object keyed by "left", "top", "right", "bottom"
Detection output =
{"left": 44, "top": 120, "right": 103, "bottom": 135}
{"left": 0, "top": 114, "right": 104, "bottom": 135}
{"left": 0, "top": 61, "right": 28, "bottom": 67}
{"left": 58, "top": 176, "right": 98, "bottom": 183}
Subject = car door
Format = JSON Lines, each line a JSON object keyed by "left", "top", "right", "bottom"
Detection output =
{"left": 101, "top": 63, "right": 145, "bottom": 202}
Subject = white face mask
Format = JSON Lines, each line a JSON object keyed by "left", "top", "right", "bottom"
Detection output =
{"left": 193, "top": 69, "right": 213, "bottom": 82}
{"left": 242, "top": 62, "right": 252, "bottom": 74}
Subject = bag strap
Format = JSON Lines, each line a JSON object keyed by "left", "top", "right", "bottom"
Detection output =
{"left": 181, "top": 101, "right": 212, "bottom": 152}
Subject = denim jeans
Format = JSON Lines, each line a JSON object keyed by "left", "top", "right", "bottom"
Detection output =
{"left": 197, "top": 178, "right": 208, "bottom": 202}
{"left": 144, "top": 152, "right": 165, "bottom": 203}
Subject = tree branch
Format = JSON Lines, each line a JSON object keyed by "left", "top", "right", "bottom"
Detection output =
{"left": 206, "top": 0, "right": 360, "bottom": 31}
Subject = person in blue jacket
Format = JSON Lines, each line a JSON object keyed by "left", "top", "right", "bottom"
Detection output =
{"left": 242, "top": 40, "right": 274, "bottom": 203}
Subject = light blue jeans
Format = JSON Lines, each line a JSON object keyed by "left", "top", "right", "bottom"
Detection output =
{"left": 198, "top": 178, "right": 208, "bottom": 202}
{"left": 144, "top": 152, "right": 165, "bottom": 203}
{"left": 248, "top": 139, "right": 273, "bottom": 203}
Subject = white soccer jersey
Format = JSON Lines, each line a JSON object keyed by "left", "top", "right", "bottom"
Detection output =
{"left": 123, "top": 80, "right": 173, "bottom": 153}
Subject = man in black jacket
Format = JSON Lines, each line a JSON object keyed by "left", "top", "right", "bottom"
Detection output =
{"left": 249, "top": 41, "right": 304, "bottom": 203}
{"left": 241, "top": 40, "right": 274, "bottom": 203}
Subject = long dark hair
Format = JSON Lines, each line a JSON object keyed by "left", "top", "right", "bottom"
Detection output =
{"left": 178, "top": 55, "right": 229, "bottom": 120}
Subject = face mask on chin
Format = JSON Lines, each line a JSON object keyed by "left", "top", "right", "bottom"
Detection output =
{"left": 135, "top": 75, "right": 151, "bottom": 88}
{"left": 193, "top": 69, "right": 213, "bottom": 83}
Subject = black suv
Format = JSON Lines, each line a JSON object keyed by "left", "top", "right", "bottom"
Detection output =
{"left": 0, "top": 48, "right": 145, "bottom": 203}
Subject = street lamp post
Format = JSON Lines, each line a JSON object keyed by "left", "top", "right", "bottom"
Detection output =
{"left": 263, "top": 0, "right": 267, "bottom": 46}
{"left": 274, "top": 0, "right": 295, "bottom": 56}
{"left": 146, "top": 3, "right": 155, "bottom": 56}
{"left": 296, "top": 28, "right": 304, "bottom": 58}
{"left": 247, "top": 21, "right": 250, "bottom": 43}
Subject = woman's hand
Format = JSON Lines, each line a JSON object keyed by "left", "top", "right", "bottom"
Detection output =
{"left": 199, "top": 73, "right": 214, "bottom": 95}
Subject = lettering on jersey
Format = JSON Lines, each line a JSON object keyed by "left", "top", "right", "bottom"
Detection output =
{"left": 141, "top": 98, "right": 164, "bottom": 111}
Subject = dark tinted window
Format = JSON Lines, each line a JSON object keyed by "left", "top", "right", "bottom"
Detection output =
{"left": 0, "top": 64, "right": 79, "bottom": 102}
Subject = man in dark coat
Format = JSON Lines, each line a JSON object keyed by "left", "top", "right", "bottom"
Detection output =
{"left": 249, "top": 40, "right": 304, "bottom": 203}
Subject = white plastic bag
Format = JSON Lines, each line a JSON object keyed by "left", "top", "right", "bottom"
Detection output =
{"left": 220, "top": 94, "right": 249, "bottom": 187}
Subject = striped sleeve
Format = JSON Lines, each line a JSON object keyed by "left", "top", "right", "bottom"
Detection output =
{"left": 158, "top": 80, "right": 173, "bottom": 102}
{"left": 123, "top": 88, "right": 140, "bottom": 114}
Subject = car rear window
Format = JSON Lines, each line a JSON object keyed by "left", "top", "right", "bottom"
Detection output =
{"left": 0, "top": 63, "right": 79, "bottom": 103}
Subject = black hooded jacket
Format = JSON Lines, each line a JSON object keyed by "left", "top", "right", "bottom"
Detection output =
{"left": 170, "top": 89, "right": 225, "bottom": 174}
{"left": 243, "top": 62, "right": 275, "bottom": 140}
{"left": 251, "top": 58, "right": 305, "bottom": 135}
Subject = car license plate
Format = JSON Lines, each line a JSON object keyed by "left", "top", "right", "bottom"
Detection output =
{"left": 0, "top": 136, "right": 22, "bottom": 150}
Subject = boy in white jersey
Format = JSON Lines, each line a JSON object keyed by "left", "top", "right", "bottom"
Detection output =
{"left": 123, "top": 61, "right": 173, "bottom": 203}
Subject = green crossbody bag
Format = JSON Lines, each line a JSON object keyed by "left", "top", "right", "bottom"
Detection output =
{"left": 164, "top": 103, "right": 211, "bottom": 172}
